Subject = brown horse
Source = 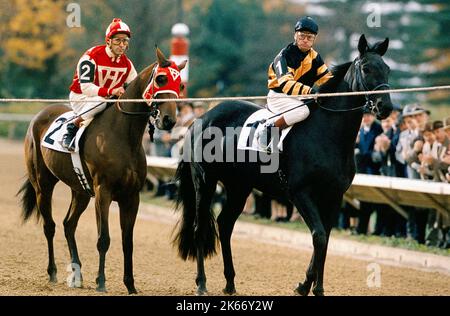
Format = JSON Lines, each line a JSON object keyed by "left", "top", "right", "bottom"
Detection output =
{"left": 17, "top": 48, "right": 185, "bottom": 294}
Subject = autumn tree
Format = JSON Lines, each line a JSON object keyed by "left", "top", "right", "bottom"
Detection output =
{"left": 0, "top": 0, "right": 68, "bottom": 97}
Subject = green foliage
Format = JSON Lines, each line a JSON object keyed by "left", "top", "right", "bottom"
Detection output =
{"left": 0, "top": 0, "right": 449, "bottom": 110}
{"left": 315, "top": 0, "right": 450, "bottom": 106}
{"left": 0, "top": 122, "right": 29, "bottom": 139}
{"left": 0, "top": 102, "right": 47, "bottom": 113}
{"left": 0, "top": 102, "right": 43, "bottom": 139}
{"left": 186, "top": 0, "right": 296, "bottom": 97}
{"left": 0, "top": 123, "right": 9, "bottom": 137}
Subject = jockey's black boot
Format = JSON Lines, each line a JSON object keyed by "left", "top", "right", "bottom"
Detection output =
{"left": 62, "top": 122, "right": 79, "bottom": 152}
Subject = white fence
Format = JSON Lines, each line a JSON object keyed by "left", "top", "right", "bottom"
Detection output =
{"left": 0, "top": 113, "right": 35, "bottom": 121}
{"left": 0, "top": 113, "right": 35, "bottom": 138}
{"left": 146, "top": 156, "right": 450, "bottom": 220}
{"left": 2, "top": 113, "right": 449, "bottom": 219}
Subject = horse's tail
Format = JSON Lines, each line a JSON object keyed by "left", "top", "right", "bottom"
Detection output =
{"left": 173, "top": 160, "right": 218, "bottom": 261}
{"left": 17, "top": 178, "right": 38, "bottom": 222}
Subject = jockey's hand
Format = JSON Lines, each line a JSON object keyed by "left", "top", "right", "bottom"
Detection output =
{"left": 309, "top": 87, "right": 320, "bottom": 103}
{"left": 111, "top": 87, "right": 125, "bottom": 97}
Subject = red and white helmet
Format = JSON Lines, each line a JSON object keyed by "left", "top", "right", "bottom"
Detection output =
{"left": 105, "top": 18, "right": 131, "bottom": 41}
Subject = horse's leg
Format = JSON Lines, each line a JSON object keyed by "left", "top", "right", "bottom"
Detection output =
{"left": 311, "top": 196, "right": 341, "bottom": 296}
{"left": 118, "top": 193, "right": 139, "bottom": 294}
{"left": 292, "top": 192, "right": 327, "bottom": 296}
{"left": 94, "top": 186, "right": 112, "bottom": 292}
{"left": 195, "top": 247, "right": 207, "bottom": 296}
{"left": 194, "top": 178, "right": 217, "bottom": 296}
{"left": 26, "top": 138, "right": 59, "bottom": 283}
{"left": 217, "top": 186, "right": 251, "bottom": 295}
{"left": 63, "top": 189, "right": 91, "bottom": 288}
{"left": 310, "top": 228, "right": 331, "bottom": 296}
{"left": 297, "top": 252, "right": 315, "bottom": 296}
{"left": 36, "top": 184, "right": 58, "bottom": 283}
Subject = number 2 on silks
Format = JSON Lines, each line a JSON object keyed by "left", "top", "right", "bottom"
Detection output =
{"left": 44, "top": 118, "right": 67, "bottom": 145}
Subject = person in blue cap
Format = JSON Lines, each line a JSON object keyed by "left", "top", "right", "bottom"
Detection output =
{"left": 257, "top": 16, "right": 333, "bottom": 150}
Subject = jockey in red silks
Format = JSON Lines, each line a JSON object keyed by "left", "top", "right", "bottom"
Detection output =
{"left": 63, "top": 18, "right": 137, "bottom": 151}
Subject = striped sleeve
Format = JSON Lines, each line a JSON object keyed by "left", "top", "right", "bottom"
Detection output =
{"left": 268, "top": 63, "right": 299, "bottom": 92}
{"left": 281, "top": 81, "right": 311, "bottom": 95}
{"left": 77, "top": 55, "right": 109, "bottom": 97}
{"left": 314, "top": 54, "right": 333, "bottom": 86}
{"left": 268, "top": 49, "right": 296, "bottom": 90}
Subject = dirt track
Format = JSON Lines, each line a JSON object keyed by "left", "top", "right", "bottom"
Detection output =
{"left": 0, "top": 138, "right": 449, "bottom": 296}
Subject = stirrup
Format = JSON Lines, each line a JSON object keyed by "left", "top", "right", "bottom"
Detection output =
{"left": 256, "top": 129, "right": 272, "bottom": 153}
{"left": 260, "top": 143, "right": 272, "bottom": 154}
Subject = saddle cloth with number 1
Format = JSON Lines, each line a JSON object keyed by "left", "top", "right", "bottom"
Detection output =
{"left": 237, "top": 109, "right": 293, "bottom": 153}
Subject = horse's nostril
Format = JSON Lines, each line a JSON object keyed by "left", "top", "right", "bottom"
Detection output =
{"left": 163, "top": 116, "right": 176, "bottom": 129}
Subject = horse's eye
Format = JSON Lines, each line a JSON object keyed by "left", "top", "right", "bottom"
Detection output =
{"left": 363, "top": 67, "right": 371, "bottom": 74}
{"left": 155, "top": 75, "right": 168, "bottom": 87}
{"left": 180, "top": 83, "right": 185, "bottom": 91}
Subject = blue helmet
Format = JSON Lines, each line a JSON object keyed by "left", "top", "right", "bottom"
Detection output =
{"left": 294, "top": 16, "right": 318, "bottom": 34}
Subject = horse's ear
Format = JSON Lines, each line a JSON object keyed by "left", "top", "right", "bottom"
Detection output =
{"left": 178, "top": 59, "right": 188, "bottom": 71}
{"left": 373, "top": 38, "right": 389, "bottom": 56}
{"left": 358, "top": 34, "right": 368, "bottom": 56}
{"left": 156, "top": 46, "right": 168, "bottom": 66}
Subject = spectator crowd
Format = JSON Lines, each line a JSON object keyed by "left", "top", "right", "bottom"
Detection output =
{"left": 144, "top": 101, "right": 450, "bottom": 249}
{"left": 343, "top": 104, "right": 449, "bottom": 248}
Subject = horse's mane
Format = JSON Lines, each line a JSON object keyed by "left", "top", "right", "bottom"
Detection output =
{"left": 318, "top": 62, "right": 352, "bottom": 93}
{"left": 123, "top": 63, "right": 156, "bottom": 95}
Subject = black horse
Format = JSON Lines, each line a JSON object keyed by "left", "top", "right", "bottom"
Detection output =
{"left": 173, "top": 34, "right": 393, "bottom": 296}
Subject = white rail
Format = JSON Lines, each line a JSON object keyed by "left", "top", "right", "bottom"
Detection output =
{"left": 0, "top": 113, "right": 35, "bottom": 122}
{"left": 0, "top": 85, "right": 450, "bottom": 103}
{"left": 146, "top": 156, "right": 450, "bottom": 219}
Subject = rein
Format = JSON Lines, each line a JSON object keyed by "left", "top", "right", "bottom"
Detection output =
{"left": 319, "top": 58, "right": 390, "bottom": 114}
{"left": 115, "top": 101, "right": 156, "bottom": 117}
{"left": 115, "top": 65, "right": 160, "bottom": 118}
{"left": 114, "top": 66, "right": 160, "bottom": 142}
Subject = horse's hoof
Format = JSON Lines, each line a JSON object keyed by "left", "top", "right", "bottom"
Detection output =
{"left": 68, "top": 279, "right": 83, "bottom": 288}
{"left": 312, "top": 287, "right": 324, "bottom": 296}
{"left": 67, "top": 274, "right": 83, "bottom": 288}
{"left": 95, "top": 276, "right": 106, "bottom": 292}
{"left": 295, "top": 283, "right": 310, "bottom": 296}
{"left": 196, "top": 287, "right": 208, "bottom": 296}
{"left": 223, "top": 286, "right": 236, "bottom": 295}
{"left": 48, "top": 273, "right": 58, "bottom": 284}
{"left": 127, "top": 287, "right": 138, "bottom": 295}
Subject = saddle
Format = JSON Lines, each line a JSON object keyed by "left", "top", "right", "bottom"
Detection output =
{"left": 237, "top": 109, "right": 293, "bottom": 153}
{"left": 42, "top": 112, "right": 94, "bottom": 196}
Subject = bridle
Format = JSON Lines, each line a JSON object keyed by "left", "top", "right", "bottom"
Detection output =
{"left": 115, "top": 65, "right": 174, "bottom": 118}
{"left": 319, "top": 56, "right": 390, "bottom": 114}
{"left": 354, "top": 57, "right": 390, "bottom": 115}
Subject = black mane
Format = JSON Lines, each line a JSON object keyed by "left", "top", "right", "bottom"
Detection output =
{"left": 318, "top": 62, "right": 352, "bottom": 93}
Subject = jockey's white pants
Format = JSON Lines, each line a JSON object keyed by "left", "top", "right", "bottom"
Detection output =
{"left": 69, "top": 92, "right": 108, "bottom": 120}
{"left": 266, "top": 90, "right": 310, "bottom": 126}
